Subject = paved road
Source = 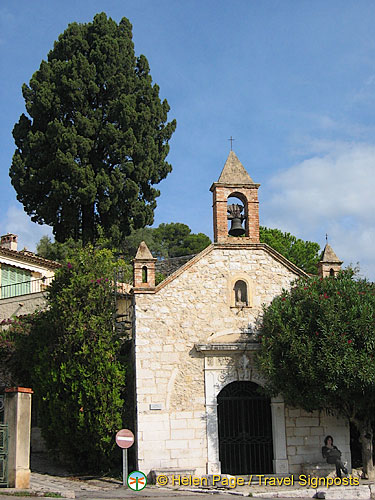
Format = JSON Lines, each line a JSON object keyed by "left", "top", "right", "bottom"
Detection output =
{"left": 76, "top": 487, "right": 244, "bottom": 498}
{"left": 1, "top": 493, "right": 312, "bottom": 500}
{"left": 0, "top": 489, "right": 252, "bottom": 500}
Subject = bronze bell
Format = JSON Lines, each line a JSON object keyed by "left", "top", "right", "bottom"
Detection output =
{"left": 229, "top": 217, "right": 246, "bottom": 236}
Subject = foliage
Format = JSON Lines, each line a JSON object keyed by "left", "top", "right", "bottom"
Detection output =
{"left": 10, "top": 13, "right": 176, "bottom": 245}
{"left": 155, "top": 272, "right": 167, "bottom": 285}
{"left": 259, "top": 226, "right": 320, "bottom": 274}
{"left": 154, "top": 223, "right": 211, "bottom": 258}
{"left": 36, "top": 235, "right": 83, "bottom": 262}
{"left": 0, "top": 314, "right": 36, "bottom": 387}
{"left": 257, "top": 271, "right": 375, "bottom": 477}
{"left": 121, "top": 222, "right": 211, "bottom": 259}
{"left": 10, "top": 247, "right": 128, "bottom": 471}
{"left": 120, "top": 227, "right": 155, "bottom": 258}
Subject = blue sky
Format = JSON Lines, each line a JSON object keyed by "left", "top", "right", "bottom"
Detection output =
{"left": 1, "top": 1, "right": 375, "bottom": 277}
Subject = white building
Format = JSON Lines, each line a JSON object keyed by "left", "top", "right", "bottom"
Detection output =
{"left": 0, "top": 233, "right": 59, "bottom": 323}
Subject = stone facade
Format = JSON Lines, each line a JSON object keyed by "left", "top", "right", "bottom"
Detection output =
{"left": 134, "top": 244, "right": 304, "bottom": 475}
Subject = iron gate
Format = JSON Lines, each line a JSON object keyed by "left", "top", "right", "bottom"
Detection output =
{"left": 217, "top": 381, "right": 273, "bottom": 475}
{"left": 0, "top": 394, "right": 8, "bottom": 487}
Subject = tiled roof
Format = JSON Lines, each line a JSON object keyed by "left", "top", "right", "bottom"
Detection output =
{"left": 0, "top": 247, "right": 61, "bottom": 269}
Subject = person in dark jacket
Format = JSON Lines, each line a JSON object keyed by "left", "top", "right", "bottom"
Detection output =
{"left": 322, "top": 435, "right": 348, "bottom": 478}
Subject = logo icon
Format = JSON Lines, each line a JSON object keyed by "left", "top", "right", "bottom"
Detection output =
{"left": 127, "top": 470, "right": 147, "bottom": 491}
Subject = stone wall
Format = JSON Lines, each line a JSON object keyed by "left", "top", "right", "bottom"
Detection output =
{"left": 134, "top": 245, "right": 301, "bottom": 475}
{"left": 0, "top": 292, "right": 47, "bottom": 322}
{"left": 285, "top": 406, "right": 350, "bottom": 475}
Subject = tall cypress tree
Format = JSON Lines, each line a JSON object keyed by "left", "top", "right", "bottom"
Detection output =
{"left": 10, "top": 13, "right": 176, "bottom": 245}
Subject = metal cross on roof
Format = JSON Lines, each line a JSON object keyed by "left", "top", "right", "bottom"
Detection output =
{"left": 228, "top": 136, "right": 235, "bottom": 150}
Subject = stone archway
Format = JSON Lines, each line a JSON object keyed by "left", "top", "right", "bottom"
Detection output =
{"left": 217, "top": 381, "right": 273, "bottom": 474}
{"left": 196, "top": 348, "right": 289, "bottom": 475}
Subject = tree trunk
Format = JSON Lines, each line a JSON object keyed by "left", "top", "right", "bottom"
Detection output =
{"left": 359, "top": 421, "right": 375, "bottom": 480}
{"left": 82, "top": 203, "right": 95, "bottom": 246}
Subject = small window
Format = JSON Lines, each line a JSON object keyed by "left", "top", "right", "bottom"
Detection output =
{"left": 234, "top": 280, "right": 248, "bottom": 306}
{"left": 329, "top": 268, "right": 335, "bottom": 277}
{"left": 142, "top": 266, "right": 148, "bottom": 283}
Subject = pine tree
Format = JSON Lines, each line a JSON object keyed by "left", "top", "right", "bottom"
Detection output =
{"left": 11, "top": 13, "right": 176, "bottom": 245}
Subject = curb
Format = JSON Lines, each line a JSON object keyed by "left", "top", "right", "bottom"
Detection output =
{"left": 242, "top": 485, "right": 372, "bottom": 499}
{"left": 179, "top": 487, "right": 247, "bottom": 496}
{"left": 0, "top": 488, "right": 75, "bottom": 498}
{"left": 169, "top": 484, "right": 373, "bottom": 499}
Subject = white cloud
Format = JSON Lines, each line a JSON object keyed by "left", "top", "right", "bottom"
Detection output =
{"left": 2, "top": 206, "right": 52, "bottom": 252}
{"left": 263, "top": 142, "right": 375, "bottom": 280}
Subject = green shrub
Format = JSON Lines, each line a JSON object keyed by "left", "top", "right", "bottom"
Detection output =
{"left": 12, "top": 247, "right": 128, "bottom": 471}
{"left": 257, "top": 270, "right": 375, "bottom": 477}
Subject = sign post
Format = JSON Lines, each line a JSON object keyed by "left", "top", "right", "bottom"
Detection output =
{"left": 116, "top": 429, "right": 134, "bottom": 487}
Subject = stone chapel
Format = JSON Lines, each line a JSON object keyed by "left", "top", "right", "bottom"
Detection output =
{"left": 127, "top": 151, "right": 350, "bottom": 478}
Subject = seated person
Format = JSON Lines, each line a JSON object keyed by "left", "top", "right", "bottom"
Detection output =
{"left": 322, "top": 435, "right": 348, "bottom": 478}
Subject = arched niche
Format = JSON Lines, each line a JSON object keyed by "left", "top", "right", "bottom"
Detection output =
{"left": 228, "top": 275, "right": 252, "bottom": 308}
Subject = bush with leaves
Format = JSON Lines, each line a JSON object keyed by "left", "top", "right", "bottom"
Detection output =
{"left": 0, "top": 314, "right": 37, "bottom": 387}
{"left": 257, "top": 271, "right": 375, "bottom": 478}
{"left": 12, "top": 247, "right": 129, "bottom": 471}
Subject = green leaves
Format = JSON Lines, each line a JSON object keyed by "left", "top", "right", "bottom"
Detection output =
{"left": 259, "top": 226, "right": 321, "bottom": 274}
{"left": 8, "top": 247, "right": 129, "bottom": 471}
{"left": 257, "top": 271, "right": 375, "bottom": 418}
{"left": 10, "top": 12, "right": 176, "bottom": 245}
{"left": 119, "top": 222, "right": 212, "bottom": 259}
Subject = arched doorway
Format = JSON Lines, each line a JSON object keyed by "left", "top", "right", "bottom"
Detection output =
{"left": 217, "top": 381, "right": 273, "bottom": 474}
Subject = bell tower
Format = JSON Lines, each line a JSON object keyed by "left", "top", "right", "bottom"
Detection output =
{"left": 210, "top": 151, "right": 260, "bottom": 243}
{"left": 318, "top": 243, "right": 343, "bottom": 278}
{"left": 133, "top": 241, "right": 156, "bottom": 288}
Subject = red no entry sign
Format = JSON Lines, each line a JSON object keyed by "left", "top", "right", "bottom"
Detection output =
{"left": 116, "top": 429, "right": 134, "bottom": 449}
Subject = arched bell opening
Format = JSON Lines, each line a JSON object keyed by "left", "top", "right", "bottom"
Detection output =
{"left": 217, "top": 381, "right": 273, "bottom": 474}
{"left": 227, "top": 192, "right": 248, "bottom": 237}
{"left": 142, "top": 266, "right": 148, "bottom": 283}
